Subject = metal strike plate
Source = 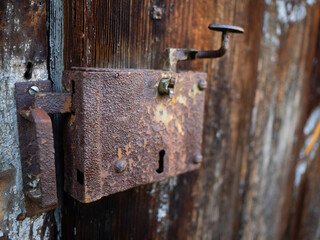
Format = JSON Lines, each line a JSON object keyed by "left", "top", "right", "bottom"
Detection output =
{"left": 15, "top": 81, "right": 58, "bottom": 216}
{"left": 62, "top": 68, "right": 206, "bottom": 203}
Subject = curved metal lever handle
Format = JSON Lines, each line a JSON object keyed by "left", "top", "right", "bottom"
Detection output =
{"left": 164, "top": 24, "right": 244, "bottom": 72}
{"left": 196, "top": 24, "right": 244, "bottom": 59}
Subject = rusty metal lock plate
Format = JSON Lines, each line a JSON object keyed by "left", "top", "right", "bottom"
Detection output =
{"left": 62, "top": 68, "right": 206, "bottom": 203}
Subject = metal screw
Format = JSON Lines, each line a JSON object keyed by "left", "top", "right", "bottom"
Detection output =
{"left": 28, "top": 85, "right": 39, "bottom": 95}
{"left": 198, "top": 79, "right": 207, "bottom": 91}
{"left": 114, "top": 159, "right": 127, "bottom": 173}
{"left": 193, "top": 154, "right": 203, "bottom": 164}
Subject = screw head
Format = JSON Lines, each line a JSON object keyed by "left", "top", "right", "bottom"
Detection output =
{"left": 198, "top": 79, "right": 207, "bottom": 91}
{"left": 114, "top": 159, "right": 127, "bottom": 173}
{"left": 28, "top": 85, "right": 39, "bottom": 95}
{"left": 193, "top": 154, "right": 203, "bottom": 164}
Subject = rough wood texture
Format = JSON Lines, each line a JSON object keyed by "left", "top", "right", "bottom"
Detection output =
{"left": 0, "top": 0, "right": 56, "bottom": 239}
{"left": 289, "top": 14, "right": 320, "bottom": 240}
{"left": 61, "top": 0, "right": 320, "bottom": 239}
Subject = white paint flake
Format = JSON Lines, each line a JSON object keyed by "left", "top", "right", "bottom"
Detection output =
{"left": 307, "top": 0, "right": 316, "bottom": 5}
{"left": 294, "top": 162, "right": 307, "bottom": 186}
{"left": 276, "top": 0, "right": 315, "bottom": 24}
{"left": 304, "top": 106, "right": 320, "bottom": 135}
{"left": 265, "top": 0, "right": 272, "bottom": 5}
{"left": 276, "top": 25, "right": 281, "bottom": 36}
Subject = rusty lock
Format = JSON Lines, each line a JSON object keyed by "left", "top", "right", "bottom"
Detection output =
{"left": 15, "top": 24, "right": 244, "bottom": 209}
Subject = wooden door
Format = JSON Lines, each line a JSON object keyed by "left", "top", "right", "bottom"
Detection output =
{"left": 0, "top": 0, "right": 320, "bottom": 239}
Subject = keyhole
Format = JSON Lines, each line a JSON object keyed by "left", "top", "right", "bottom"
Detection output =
{"left": 71, "top": 80, "right": 75, "bottom": 94}
{"left": 156, "top": 150, "right": 165, "bottom": 174}
{"left": 77, "top": 169, "right": 84, "bottom": 185}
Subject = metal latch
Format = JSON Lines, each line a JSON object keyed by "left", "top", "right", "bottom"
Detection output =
{"left": 15, "top": 24, "right": 243, "bottom": 213}
{"left": 15, "top": 81, "right": 72, "bottom": 215}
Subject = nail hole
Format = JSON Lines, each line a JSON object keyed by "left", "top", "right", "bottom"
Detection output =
{"left": 156, "top": 150, "right": 165, "bottom": 174}
{"left": 24, "top": 62, "right": 33, "bottom": 79}
{"left": 77, "top": 169, "right": 84, "bottom": 185}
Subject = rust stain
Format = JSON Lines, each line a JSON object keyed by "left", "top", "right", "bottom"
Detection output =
{"left": 15, "top": 81, "right": 58, "bottom": 215}
{"left": 305, "top": 120, "right": 320, "bottom": 156}
{"left": 34, "top": 92, "right": 72, "bottom": 114}
{"left": 118, "top": 148, "right": 122, "bottom": 160}
{"left": 153, "top": 103, "right": 174, "bottom": 127}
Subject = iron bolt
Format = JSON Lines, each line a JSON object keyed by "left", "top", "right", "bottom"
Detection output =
{"left": 198, "top": 80, "right": 207, "bottom": 90}
{"left": 193, "top": 154, "right": 203, "bottom": 164}
{"left": 114, "top": 159, "right": 127, "bottom": 173}
{"left": 28, "top": 85, "right": 40, "bottom": 95}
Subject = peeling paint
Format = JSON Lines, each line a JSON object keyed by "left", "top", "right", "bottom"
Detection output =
{"left": 294, "top": 162, "right": 307, "bottom": 186}
{"left": 307, "top": 0, "right": 316, "bottom": 5}
{"left": 276, "top": 25, "right": 281, "bottom": 36}
{"left": 263, "top": 13, "right": 269, "bottom": 33}
{"left": 153, "top": 103, "right": 173, "bottom": 127}
{"left": 276, "top": 0, "right": 315, "bottom": 24}
{"left": 250, "top": 107, "right": 257, "bottom": 136}
{"left": 303, "top": 106, "right": 320, "bottom": 135}
{"left": 0, "top": 1, "right": 53, "bottom": 239}
{"left": 153, "top": 176, "right": 177, "bottom": 233}
{"left": 0, "top": 59, "right": 50, "bottom": 239}
{"left": 265, "top": 0, "right": 272, "bottom": 5}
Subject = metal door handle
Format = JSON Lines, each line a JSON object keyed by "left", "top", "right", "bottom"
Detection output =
{"left": 164, "top": 24, "right": 244, "bottom": 72}
{"left": 196, "top": 24, "right": 244, "bottom": 59}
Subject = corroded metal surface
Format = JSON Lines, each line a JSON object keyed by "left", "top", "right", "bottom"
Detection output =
{"left": 15, "top": 81, "right": 58, "bottom": 216}
{"left": 63, "top": 68, "right": 206, "bottom": 203}
{"left": 33, "top": 92, "right": 72, "bottom": 114}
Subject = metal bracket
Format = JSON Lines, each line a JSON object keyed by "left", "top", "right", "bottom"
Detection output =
{"left": 15, "top": 81, "right": 71, "bottom": 216}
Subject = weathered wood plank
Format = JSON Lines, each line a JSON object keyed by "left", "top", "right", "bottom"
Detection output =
{"left": 0, "top": 0, "right": 56, "bottom": 239}
{"left": 288, "top": 9, "right": 320, "bottom": 239}
{"left": 240, "top": 2, "right": 320, "bottom": 239}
